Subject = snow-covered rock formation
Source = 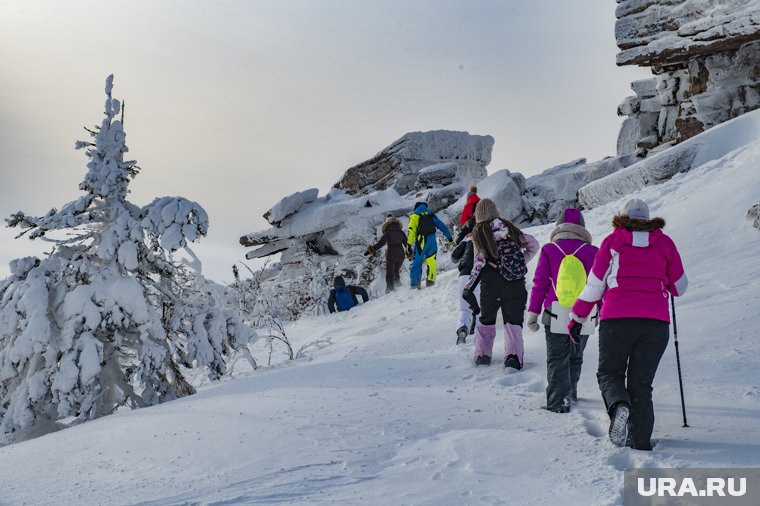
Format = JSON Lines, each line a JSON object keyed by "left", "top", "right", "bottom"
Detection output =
{"left": 241, "top": 131, "right": 492, "bottom": 262}
{"left": 583, "top": 106, "right": 760, "bottom": 208}
{"left": 615, "top": 0, "right": 760, "bottom": 153}
{"left": 334, "top": 130, "right": 492, "bottom": 197}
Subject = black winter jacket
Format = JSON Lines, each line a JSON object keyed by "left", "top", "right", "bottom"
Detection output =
{"left": 451, "top": 219, "right": 475, "bottom": 275}
{"left": 370, "top": 219, "right": 407, "bottom": 263}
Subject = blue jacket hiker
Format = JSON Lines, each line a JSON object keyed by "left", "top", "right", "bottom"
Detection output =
{"left": 328, "top": 275, "right": 369, "bottom": 313}
{"left": 406, "top": 201, "right": 453, "bottom": 288}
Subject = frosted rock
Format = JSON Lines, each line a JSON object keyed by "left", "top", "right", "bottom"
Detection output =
{"left": 264, "top": 188, "right": 319, "bottom": 225}
{"left": 747, "top": 203, "right": 760, "bottom": 231}
{"left": 631, "top": 78, "right": 658, "bottom": 97}
{"left": 581, "top": 108, "right": 760, "bottom": 208}
{"left": 616, "top": 0, "right": 760, "bottom": 67}
{"left": 334, "top": 130, "right": 492, "bottom": 196}
{"left": 415, "top": 162, "right": 458, "bottom": 189}
{"left": 618, "top": 96, "right": 640, "bottom": 116}
{"left": 523, "top": 156, "right": 637, "bottom": 223}
{"left": 639, "top": 97, "right": 662, "bottom": 113}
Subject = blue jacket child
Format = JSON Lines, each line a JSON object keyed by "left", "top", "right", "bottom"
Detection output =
{"left": 328, "top": 275, "right": 369, "bottom": 313}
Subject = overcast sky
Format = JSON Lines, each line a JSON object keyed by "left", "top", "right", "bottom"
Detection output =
{"left": 0, "top": 0, "right": 650, "bottom": 283}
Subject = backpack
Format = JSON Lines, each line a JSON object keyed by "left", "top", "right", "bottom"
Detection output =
{"left": 488, "top": 238, "right": 527, "bottom": 281}
{"left": 334, "top": 286, "right": 357, "bottom": 311}
{"left": 417, "top": 213, "right": 436, "bottom": 237}
{"left": 551, "top": 243, "right": 588, "bottom": 307}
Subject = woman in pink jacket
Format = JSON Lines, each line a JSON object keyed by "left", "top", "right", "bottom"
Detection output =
{"left": 568, "top": 199, "right": 687, "bottom": 451}
{"left": 527, "top": 208, "right": 598, "bottom": 413}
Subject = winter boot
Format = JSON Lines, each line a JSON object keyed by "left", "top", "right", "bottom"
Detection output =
{"left": 503, "top": 323, "right": 524, "bottom": 367}
{"left": 504, "top": 354, "right": 522, "bottom": 370}
{"left": 456, "top": 326, "right": 468, "bottom": 345}
{"left": 542, "top": 398, "right": 570, "bottom": 413}
{"left": 475, "top": 355, "right": 491, "bottom": 366}
{"left": 411, "top": 282, "right": 421, "bottom": 290}
{"left": 426, "top": 279, "right": 435, "bottom": 287}
{"left": 608, "top": 402, "right": 630, "bottom": 447}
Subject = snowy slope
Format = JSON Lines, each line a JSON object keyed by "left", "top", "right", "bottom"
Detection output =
{"left": 1, "top": 134, "right": 759, "bottom": 504}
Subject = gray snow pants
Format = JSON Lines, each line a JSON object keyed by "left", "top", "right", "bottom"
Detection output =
{"left": 545, "top": 327, "right": 588, "bottom": 411}
{"left": 597, "top": 318, "right": 669, "bottom": 450}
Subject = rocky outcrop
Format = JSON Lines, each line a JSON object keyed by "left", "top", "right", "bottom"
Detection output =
{"left": 240, "top": 130, "right": 496, "bottom": 296}
{"left": 615, "top": 1, "right": 760, "bottom": 154}
{"left": 748, "top": 203, "right": 760, "bottom": 231}
{"left": 334, "top": 130, "right": 493, "bottom": 196}
{"left": 581, "top": 107, "right": 760, "bottom": 209}
{"left": 263, "top": 188, "right": 319, "bottom": 226}
{"left": 616, "top": 0, "right": 760, "bottom": 68}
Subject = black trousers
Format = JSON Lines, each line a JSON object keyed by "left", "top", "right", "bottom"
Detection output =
{"left": 545, "top": 328, "right": 588, "bottom": 410}
{"left": 478, "top": 270, "right": 527, "bottom": 326}
{"left": 597, "top": 318, "right": 669, "bottom": 450}
{"left": 386, "top": 257, "right": 403, "bottom": 290}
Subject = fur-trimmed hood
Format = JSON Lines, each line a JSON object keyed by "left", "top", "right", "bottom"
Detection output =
{"left": 382, "top": 218, "right": 402, "bottom": 233}
{"left": 612, "top": 215, "right": 665, "bottom": 232}
{"left": 612, "top": 215, "right": 666, "bottom": 248}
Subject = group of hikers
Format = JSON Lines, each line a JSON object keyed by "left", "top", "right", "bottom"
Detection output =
{"left": 329, "top": 185, "right": 688, "bottom": 452}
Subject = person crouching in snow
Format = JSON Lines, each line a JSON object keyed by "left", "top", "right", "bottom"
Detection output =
{"left": 365, "top": 214, "right": 408, "bottom": 293}
{"left": 451, "top": 217, "right": 478, "bottom": 344}
{"left": 462, "top": 198, "right": 539, "bottom": 368}
{"left": 328, "top": 275, "right": 369, "bottom": 313}
{"left": 406, "top": 201, "right": 453, "bottom": 288}
{"left": 526, "top": 208, "right": 598, "bottom": 413}
{"left": 568, "top": 199, "right": 687, "bottom": 450}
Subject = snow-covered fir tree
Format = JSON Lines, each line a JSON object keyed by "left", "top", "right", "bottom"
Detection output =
{"left": 0, "top": 75, "right": 256, "bottom": 434}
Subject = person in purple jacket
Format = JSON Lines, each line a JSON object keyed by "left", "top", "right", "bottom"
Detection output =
{"left": 568, "top": 199, "right": 688, "bottom": 451}
{"left": 527, "top": 208, "right": 598, "bottom": 413}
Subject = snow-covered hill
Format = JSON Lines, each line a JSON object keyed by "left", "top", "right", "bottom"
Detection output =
{"left": 1, "top": 115, "right": 759, "bottom": 504}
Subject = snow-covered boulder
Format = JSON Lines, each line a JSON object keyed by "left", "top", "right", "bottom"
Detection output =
{"left": 263, "top": 188, "right": 319, "bottom": 226}
{"left": 518, "top": 155, "right": 638, "bottom": 224}
{"left": 415, "top": 162, "right": 458, "bottom": 189}
{"left": 334, "top": 130, "right": 492, "bottom": 196}
{"left": 580, "top": 108, "right": 760, "bottom": 209}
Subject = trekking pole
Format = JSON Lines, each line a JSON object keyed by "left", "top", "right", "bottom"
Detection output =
{"left": 671, "top": 295, "right": 689, "bottom": 428}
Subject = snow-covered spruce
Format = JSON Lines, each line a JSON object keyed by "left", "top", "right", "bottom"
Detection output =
{"left": 0, "top": 75, "right": 257, "bottom": 434}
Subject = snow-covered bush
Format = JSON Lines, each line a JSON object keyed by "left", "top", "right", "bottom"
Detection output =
{"left": 0, "top": 76, "right": 256, "bottom": 434}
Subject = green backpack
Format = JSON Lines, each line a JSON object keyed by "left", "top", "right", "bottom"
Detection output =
{"left": 551, "top": 243, "right": 588, "bottom": 307}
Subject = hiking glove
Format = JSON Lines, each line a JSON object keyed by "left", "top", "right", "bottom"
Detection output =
{"left": 462, "top": 289, "right": 480, "bottom": 315}
{"left": 526, "top": 311, "right": 539, "bottom": 333}
{"left": 567, "top": 320, "right": 583, "bottom": 344}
